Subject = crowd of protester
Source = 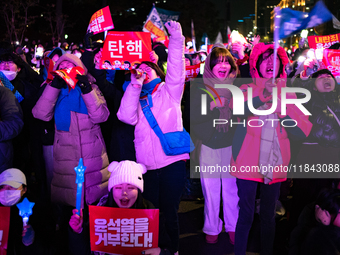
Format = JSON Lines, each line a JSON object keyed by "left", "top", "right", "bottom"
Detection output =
{"left": 1, "top": 19, "right": 340, "bottom": 255}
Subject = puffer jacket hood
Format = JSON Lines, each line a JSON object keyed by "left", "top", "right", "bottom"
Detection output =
{"left": 249, "top": 43, "right": 289, "bottom": 79}
{"left": 54, "top": 53, "right": 88, "bottom": 75}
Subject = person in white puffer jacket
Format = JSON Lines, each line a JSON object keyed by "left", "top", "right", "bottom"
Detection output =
{"left": 117, "top": 21, "right": 188, "bottom": 254}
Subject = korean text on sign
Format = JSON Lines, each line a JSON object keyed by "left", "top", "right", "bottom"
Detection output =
{"left": 100, "top": 32, "right": 152, "bottom": 70}
{"left": 94, "top": 218, "right": 153, "bottom": 248}
{"left": 308, "top": 33, "right": 340, "bottom": 49}
{"left": 185, "top": 63, "right": 201, "bottom": 82}
{"left": 87, "top": 6, "right": 114, "bottom": 35}
{"left": 89, "top": 206, "right": 159, "bottom": 255}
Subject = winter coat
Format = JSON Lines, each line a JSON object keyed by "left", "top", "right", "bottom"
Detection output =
{"left": 32, "top": 54, "right": 110, "bottom": 206}
{"left": 190, "top": 79, "right": 235, "bottom": 149}
{"left": 230, "top": 43, "right": 312, "bottom": 184}
{"left": 10, "top": 60, "right": 44, "bottom": 173}
{"left": 303, "top": 89, "right": 340, "bottom": 147}
{"left": 117, "top": 35, "right": 189, "bottom": 170}
{"left": 0, "top": 86, "right": 23, "bottom": 173}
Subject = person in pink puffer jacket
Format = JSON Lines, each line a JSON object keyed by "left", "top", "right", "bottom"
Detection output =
{"left": 117, "top": 21, "right": 188, "bottom": 254}
{"left": 231, "top": 43, "right": 312, "bottom": 255}
{"left": 32, "top": 54, "right": 110, "bottom": 208}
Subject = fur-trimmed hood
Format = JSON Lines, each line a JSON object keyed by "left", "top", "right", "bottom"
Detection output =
{"left": 53, "top": 53, "right": 88, "bottom": 75}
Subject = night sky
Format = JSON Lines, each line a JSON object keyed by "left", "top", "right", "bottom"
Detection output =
{"left": 210, "top": 0, "right": 255, "bottom": 30}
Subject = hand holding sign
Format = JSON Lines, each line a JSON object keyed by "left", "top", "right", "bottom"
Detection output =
{"left": 165, "top": 21, "right": 182, "bottom": 39}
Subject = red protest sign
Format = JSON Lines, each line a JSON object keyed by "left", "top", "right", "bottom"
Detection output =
{"left": 100, "top": 32, "right": 152, "bottom": 70}
{"left": 185, "top": 63, "right": 201, "bottom": 82}
{"left": 87, "top": 6, "right": 114, "bottom": 35}
{"left": 89, "top": 206, "right": 159, "bottom": 255}
{"left": 322, "top": 49, "right": 340, "bottom": 82}
{"left": 0, "top": 207, "right": 10, "bottom": 255}
{"left": 308, "top": 33, "right": 340, "bottom": 49}
{"left": 51, "top": 66, "right": 85, "bottom": 89}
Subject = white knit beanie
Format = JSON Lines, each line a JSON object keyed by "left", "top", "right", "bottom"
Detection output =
{"left": 108, "top": 161, "right": 147, "bottom": 192}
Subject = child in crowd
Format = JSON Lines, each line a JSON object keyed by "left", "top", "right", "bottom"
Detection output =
{"left": 69, "top": 160, "right": 173, "bottom": 255}
{"left": 231, "top": 43, "right": 312, "bottom": 255}
{"left": 190, "top": 45, "right": 239, "bottom": 244}
{"left": 0, "top": 168, "right": 51, "bottom": 254}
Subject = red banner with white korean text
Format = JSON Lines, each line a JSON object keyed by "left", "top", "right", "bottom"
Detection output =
{"left": 100, "top": 32, "right": 152, "bottom": 70}
{"left": 87, "top": 6, "right": 114, "bottom": 35}
{"left": 185, "top": 63, "right": 201, "bottom": 82}
{"left": 308, "top": 33, "right": 340, "bottom": 49}
{"left": 0, "top": 207, "right": 10, "bottom": 255}
{"left": 322, "top": 49, "right": 340, "bottom": 83}
{"left": 89, "top": 206, "right": 159, "bottom": 255}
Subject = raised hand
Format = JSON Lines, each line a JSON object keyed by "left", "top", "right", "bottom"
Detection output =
{"left": 165, "top": 21, "right": 182, "bottom": 38}
{"left": 149, "top": 51, "right": 159, "bottom": 64}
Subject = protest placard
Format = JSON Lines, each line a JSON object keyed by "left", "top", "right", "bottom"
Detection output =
{"left": 0, "top": 207, "right": 10, "bottom": 255}
{"left": 89, "top": 206, "right": 159, "bottom": 255}
{"left": 87, "top": 6, "right": 114, "bottom": 35}
{"left": 100, "top": 32, "right": 152, "bottom": 70}
{"left": 323, "top": 48, "right": 340, "bottom": 83}
{"left": 185, "top": 63, "right": 201, "bottom": 82}
{"left": 308, "top": 33, "right": 340, "bottom": 49}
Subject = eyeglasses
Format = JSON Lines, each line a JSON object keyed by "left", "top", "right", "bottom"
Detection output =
{"left": 0, "top": 61, "right": 16, "bottom": 67}
{"left": 138, "top": 66, "right": 152, "bottom": 73}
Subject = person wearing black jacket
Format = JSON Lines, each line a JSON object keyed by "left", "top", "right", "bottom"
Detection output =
{"left": 290, "top": 69, "right": 340, "bottom": 229}
{"left": 0, "top": 51, "right": 44, "bottom": 192}
{"left": 0, "top": 80, "right": 23, "bottom": 173}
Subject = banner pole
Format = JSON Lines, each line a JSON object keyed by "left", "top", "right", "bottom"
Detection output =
{"left": 273, "top": 7, "right": 280, "bottom": 84}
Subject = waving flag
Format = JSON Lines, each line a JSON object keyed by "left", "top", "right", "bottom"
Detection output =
{"left": 143, "top": 5, "right": 168, "bottom": 39}
{"left": 278, "top": 1, "right": 333, "bottom": 39}
{"left": 156, "top": 7, "right": 180, "bottom": 24}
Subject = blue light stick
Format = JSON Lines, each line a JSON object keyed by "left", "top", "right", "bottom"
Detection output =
{"left": 16, "top": 198, "right": 35, "bottom": 226}
{"left": 74, "top": 158, "right": 86, "bottom": 216}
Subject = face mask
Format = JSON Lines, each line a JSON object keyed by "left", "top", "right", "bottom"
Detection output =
{"left": 1, "top": 70, "right": 18, "bottom": 81}
{"left": 74, "top": 52, "right": 82, "bottom": 58}
{"left": 0, "top": 190, "right": 22, "bottom": 206}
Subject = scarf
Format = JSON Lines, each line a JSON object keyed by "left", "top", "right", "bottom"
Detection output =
{"left": 258, "top": 105, "right": 283, "bottom": 184}
{"left": 140, "top": 78, "right": 162, "bottom": 108}
{"left": 203, "top": 53, "right": 237, "bottom": 132}
{"left": 0, "top": 71, "right": 24, "bottom": 102}
{"left": 54, "top": 86, "right": 88, "bottom": 131}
